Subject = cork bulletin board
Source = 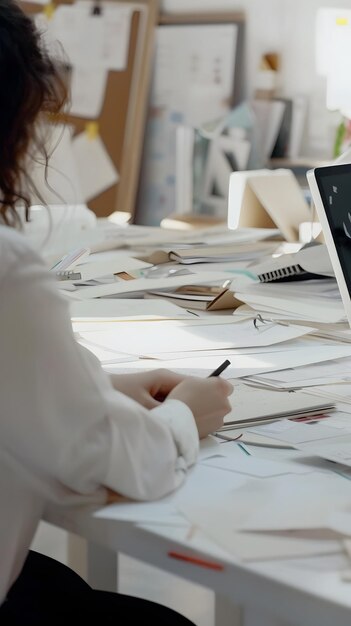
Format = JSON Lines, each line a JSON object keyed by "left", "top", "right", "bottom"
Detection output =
{"left": 20, "top": 0, "right": 159, "bottom": 219}
{"left": 133, "top": 9, "right": 245, "bottom": 226}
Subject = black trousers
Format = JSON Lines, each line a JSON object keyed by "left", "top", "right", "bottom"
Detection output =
{"left": 0, "top": 550, "right": 195, "bottom": 625}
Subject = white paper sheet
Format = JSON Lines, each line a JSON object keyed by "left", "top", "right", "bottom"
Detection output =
{"left": 72, "top": 270, "right": 233, "bottom": 299}
{"left": 94, "top": 464, "right": 244, "bottom": 524}
{"left": 201, "top": 453, "right": 315, "bottom": 478}
{"left": 72, "top": 132, "right": 119, "bottom": 202}
{"left": 177, "top": 499, "right": 341, "bottom": 562}
{"left": 152, "top": 24, "right": 237, "bottom": 126}
{"left": 48, "top": 3, "right": 131, "bottom": 70}
{"left": 82, "top": 345, "right": 351, "bottom": 382}
{"left": 228, "top": 473, "right": 351, "bottom": 532}
{"left": 77, "top": 337, "right": 138, "bottom": 365}
{"left": 222, "top": 384, "right": 335, "bottom": 428}
{"left": 75, "top": 319, "right": 314, "bottom": 356}
{"left": 69, "top": 299, "right": 194, "bottom": 322}
{"left": 69, "top": 67, "right": 108, "bottom": 118}
{"left": 247, "top": 354, "right": 351, "bottom": 389}
{"left": 248, "top": 420, "right": 348, "bottom": 445}
{"left": 234, "top": 291, "right": 345, "bottom": 324}
{"left": 148, "top": 337, "right": 330, "bottom": 360}
{"left": 59, "top": 255, "right": 150, "bottom": 283}
{"left": 307, "top": 384, "right": 351, "bottom": 406}
{"left": 297, "top": 437, "right": 351, "bottom": 468}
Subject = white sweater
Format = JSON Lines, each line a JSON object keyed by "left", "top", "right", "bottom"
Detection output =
{"left": 0, "top": 226, "right": 198, "bottom": 604}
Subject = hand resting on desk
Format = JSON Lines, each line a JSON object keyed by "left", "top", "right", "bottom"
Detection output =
{"left": 110, "top": 369, "right": 233, "bottom": 440}
{"left": 105, "top": 487, "right": 132, "bottom": 504}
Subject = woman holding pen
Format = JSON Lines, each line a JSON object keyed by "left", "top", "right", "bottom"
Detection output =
{"left": 0, "top": 2, "right": 233, "bottom": 623}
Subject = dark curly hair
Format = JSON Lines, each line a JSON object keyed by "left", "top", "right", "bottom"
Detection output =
{"left": 0, "top": 1, "right": 67, "bottom": 226}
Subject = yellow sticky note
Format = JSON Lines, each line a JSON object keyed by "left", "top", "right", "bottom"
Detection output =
{"left": 336, "top": 17, "right": 348, "bottom": 26}
{"left": 43, "top": 3, "right": 55, "bottom": 20}
{"left": 85, "top": 122, "right": 99, "bottom": 140}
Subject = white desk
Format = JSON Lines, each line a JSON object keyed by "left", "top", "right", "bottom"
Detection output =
{"left": 56, "top": 232, "right": 351, "bottom": 626}
{"left": 48, "top": 441, "right": 351, "bottom": 626}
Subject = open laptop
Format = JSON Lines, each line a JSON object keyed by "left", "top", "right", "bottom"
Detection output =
{"left": 307, "top": 163, "right": 351, "bottom": 326}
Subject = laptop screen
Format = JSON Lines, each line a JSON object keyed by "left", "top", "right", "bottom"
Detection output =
{"left": 312, "top": 163, "right": 351, "bottom": 299}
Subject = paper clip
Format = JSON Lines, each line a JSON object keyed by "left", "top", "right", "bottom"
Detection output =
{"left": 253, "top": 313, "right": 276, "bottom": 332}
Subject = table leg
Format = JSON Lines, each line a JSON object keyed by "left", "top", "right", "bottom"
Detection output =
{"left": 242, "top": 607, "right": 295, "bottom": 626}
{"left": 86, "top": 542, "right": 118, "bottom": 592}
{"left": 215, "top": 593, "right": 242, "bottom": 626}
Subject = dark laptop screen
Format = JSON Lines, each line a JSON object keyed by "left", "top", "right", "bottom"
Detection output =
{"left": 314, "top": 163, "right": 351, "bottom": 297}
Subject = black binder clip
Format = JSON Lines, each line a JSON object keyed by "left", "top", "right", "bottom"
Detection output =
{"left": 91, "top": 0, "right": 102, "bottom": 16}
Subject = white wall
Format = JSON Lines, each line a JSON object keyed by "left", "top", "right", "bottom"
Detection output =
{"left": 162, "top": 0, "right": 351, "bottom": 159}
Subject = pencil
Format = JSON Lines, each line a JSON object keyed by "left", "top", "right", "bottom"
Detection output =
{"left": 208, "top": 359, "right": 231, "bottom": 377}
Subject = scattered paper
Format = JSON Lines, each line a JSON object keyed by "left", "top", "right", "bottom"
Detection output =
{"left": 78, "top": 338, "right": 138, "bottom": 365}
{"left": 248, "top": 420, "right": 348, "bottom": 445}
{"left": 227, "top": 473, "right": 351, "bottom": 531}
{"left": 177, "top": 500, "right": 341, "bottom": 562}
{"left": 94, "top": 464, "right": 242, "bottom": 525}
{"left": 297, "top": 437, "right": 351, "bottom": 468}
{"left": 201, "top": 453, "right": 315, "bottom": 478}
{"left": 246, "top": 352, "right": 351, "bottom": 389}
{"left": 73, "top": 318, "right": 315, "bottom": 357}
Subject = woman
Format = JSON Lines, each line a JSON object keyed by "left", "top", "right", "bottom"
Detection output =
{"left": 0, "top": 2, "right": 233, "bottom": 624}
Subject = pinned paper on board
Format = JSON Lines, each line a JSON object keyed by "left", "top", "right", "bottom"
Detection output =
{"left": 46, "top": 3, "right": 131, "bottom": 70}
{"left": 23, "top": 1, "right": 170, "bottom": 219}
{"left": 75, "top": 0, "right": 133, "bottom": 71}
{"left": 69, "top": 67, "right": 108, "bottom": 119}
{"left": 72, "top": 131, "right": 119, "bottom": 202}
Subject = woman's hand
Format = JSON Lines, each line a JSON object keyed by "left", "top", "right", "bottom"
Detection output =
{"left": 110, "top": 369, "right": 234, "bottom": 438}
{"left": 167, "top": 377, "right": 234, "bottom": 438}
{"left": 105, "top": 488, "right": 132, "bottom": 504}
{"left": 109, "top": 369, "right": 186, "bottom": 409}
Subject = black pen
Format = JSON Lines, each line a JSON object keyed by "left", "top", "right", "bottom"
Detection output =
{"left": 208, "top": 359, "right": 231, "bottom": 377}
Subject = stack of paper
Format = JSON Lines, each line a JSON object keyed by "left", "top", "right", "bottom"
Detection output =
{"left": 167, "top": 242, "right": 279, "bottom": 264}
{"left": 219, "top": 383, "right": 335, "bottom": 430}
{"left": 233, "top": 281, "right": 346, "bottom": 324}
{"left": 244, "top": 354, "right": 351, "bottom": 390}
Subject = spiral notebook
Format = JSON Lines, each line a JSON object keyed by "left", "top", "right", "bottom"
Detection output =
{"left": 249, "top": 242, "right": 334, "bottom": 283}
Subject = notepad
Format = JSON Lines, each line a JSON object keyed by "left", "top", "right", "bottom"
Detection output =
{"left": 219, "top": 383, "right": 335, "bottom": 430}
